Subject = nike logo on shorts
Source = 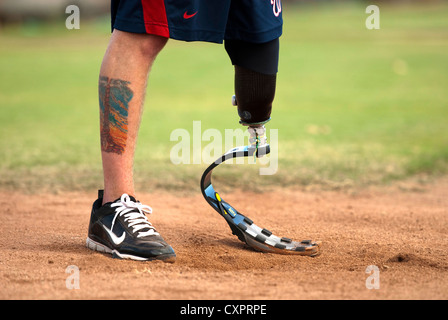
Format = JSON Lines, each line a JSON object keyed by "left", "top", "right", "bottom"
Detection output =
{"left": 183, "top": 11, "right": 198, "bottom": 19}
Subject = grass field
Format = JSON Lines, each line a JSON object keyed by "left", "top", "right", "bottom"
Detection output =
{"left": 0, "top": 1, "right": 447, "bottom": 194}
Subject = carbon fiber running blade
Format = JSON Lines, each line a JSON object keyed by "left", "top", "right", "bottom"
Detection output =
{"left": 200, "top": 144, "right": 321, "bottom": 256}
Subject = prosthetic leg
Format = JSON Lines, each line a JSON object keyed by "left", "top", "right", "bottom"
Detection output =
{"left": 200, "top": 145, "right": 321, "bottom": 256}
{"left": 227, "top": 39, "right": 278, "bottom": 155}
{"left": 199, "top": 39, "right": 321, "bottom": 256}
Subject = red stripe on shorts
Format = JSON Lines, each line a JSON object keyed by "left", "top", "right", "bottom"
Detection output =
{"left": 141, "top": 0, "right": 169, "bottom": 38}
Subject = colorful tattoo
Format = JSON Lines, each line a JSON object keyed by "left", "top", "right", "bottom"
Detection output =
{"left": 99, "top": 76, "right": 134, "bottom": 154}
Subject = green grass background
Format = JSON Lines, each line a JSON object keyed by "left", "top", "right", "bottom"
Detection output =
{"left": 0, "top": 1, "right": 447, "bottom": 194}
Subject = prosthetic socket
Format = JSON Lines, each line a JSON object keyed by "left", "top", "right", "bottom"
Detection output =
{"left": 225, "top": 38, "right": 279, "bottom": 148}
{"left": 233, "top": 66, "right": 276, "bottom": 128}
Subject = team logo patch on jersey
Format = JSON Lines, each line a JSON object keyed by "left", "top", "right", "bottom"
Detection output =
{"left": 271, "top": 0, "right": 282, "bottom": 17}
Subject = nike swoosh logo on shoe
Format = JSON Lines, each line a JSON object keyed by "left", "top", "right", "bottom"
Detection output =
{"left": 103, "top": 224, "right": 125, "bottom": 245}
{"left": 183, "top": 11, "right": 198, "bottom": 19}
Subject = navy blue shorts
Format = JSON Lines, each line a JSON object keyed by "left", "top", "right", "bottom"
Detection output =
{"left": 111, "top": 0, "right": 283, "bottom": 44}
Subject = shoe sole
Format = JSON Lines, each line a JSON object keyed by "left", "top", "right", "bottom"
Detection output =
{"left": 86, "top": 237, "right": 176, "bottom": 263}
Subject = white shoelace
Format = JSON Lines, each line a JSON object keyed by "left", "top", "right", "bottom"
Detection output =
{"left": 110, "top": 194, "right": 159, "bottom": 238}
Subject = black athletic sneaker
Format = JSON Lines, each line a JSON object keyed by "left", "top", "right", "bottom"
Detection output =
{"left": 86, "top": 190, "right": 176, "bottom": 262}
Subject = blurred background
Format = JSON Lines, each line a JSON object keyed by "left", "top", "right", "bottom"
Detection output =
{"left": 0, "top": 0, "right": 107, "bottom": 24}
{"left": 0, "top": 0, "right": 443, "bottom": 25}
{"left": 0, "top": 0, "right": 447, "bottom": 194}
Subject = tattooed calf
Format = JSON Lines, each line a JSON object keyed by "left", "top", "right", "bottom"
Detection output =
{"left": 99, "top": 76, "right": 134, "bottom": 154}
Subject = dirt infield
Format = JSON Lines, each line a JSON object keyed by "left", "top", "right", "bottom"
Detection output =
{"left": 1, "top": 177, "right": 447, "bottom": 300}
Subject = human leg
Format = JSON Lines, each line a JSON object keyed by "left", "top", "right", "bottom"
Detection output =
{"left": 87, "top": 30, "right": 177, "bottom": 262}
{"left": 98, "top": 29, "right": 167, "bottom": 204}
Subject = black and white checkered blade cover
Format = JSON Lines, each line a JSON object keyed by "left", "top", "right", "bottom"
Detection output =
{"left": 200, "top": 144, "right": 321, "bottom": 256}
